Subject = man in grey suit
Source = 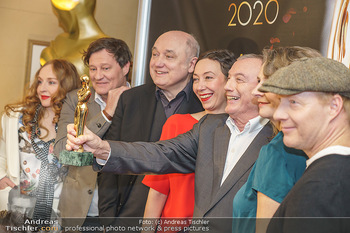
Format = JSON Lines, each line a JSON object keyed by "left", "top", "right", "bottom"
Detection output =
{"left": 54, "top": 37, "right": 132, "bottom": 230}
{"left": 65, "top": 54, "right": 272, "bottom": 232}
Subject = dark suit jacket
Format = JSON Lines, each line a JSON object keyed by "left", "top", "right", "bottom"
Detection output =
{"left": 98, "top": 82, "right": 203, "bottom": 221}
{"left": 95, "top": 114, "right": 273, "bottom": 233}
{"left": 54, "top": 88, "right": 111, "bottom": 226}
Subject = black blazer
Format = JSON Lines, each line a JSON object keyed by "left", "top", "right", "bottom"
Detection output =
{"left": 98, "top": 82, "right": 203, "bottom": 220}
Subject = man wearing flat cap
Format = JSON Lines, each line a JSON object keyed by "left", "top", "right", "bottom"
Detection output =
{"left": 259, "top": 57, "right": 350, "bottom": 233}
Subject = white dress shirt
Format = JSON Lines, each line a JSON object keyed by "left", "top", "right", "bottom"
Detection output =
{"left": 221, "top": 116, "right": 269, "bottom": 185}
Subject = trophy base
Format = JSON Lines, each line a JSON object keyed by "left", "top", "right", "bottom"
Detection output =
{"left": 59, "top": 150, "right": 94, "bottom": 166}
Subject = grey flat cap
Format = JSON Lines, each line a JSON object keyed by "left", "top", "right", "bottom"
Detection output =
{"left": 259, "top": 57, "right": 350, "bottom": 98}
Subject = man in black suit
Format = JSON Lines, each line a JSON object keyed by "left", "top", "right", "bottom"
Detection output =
{"left": 97, "top": 30, "right": 204, "bottom": 225}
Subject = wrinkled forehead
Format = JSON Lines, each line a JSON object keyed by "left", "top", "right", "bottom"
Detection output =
{"left": 229, "top": 58, "right": 262, "bottom": 79}
{"left": 153, "top": 34, "right": 190, "bottom": 56}
{"left": 278, "top": 91, "right": 328, "bottom": 104}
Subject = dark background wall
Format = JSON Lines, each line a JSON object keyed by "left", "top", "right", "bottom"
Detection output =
{"left": 144, "top": 0, "right": 328, "bottom": 84}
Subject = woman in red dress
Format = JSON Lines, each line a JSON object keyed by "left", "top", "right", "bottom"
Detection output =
{"left": 142, "top": 49, "right": 236, "bottom": 233}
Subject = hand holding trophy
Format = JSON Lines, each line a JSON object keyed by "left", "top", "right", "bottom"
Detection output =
{"left": 59, "top": 75, "right": 94, "bottom": 166}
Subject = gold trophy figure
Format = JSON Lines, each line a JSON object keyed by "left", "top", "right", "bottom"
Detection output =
{"left": 74, "top": 75, "right": 92, "bottom": 152}
{"left": 41, "top": 0, "right": 109, "bottom": 76}
{"left": 59, "top": 75, "right": 94, "bottom": 166}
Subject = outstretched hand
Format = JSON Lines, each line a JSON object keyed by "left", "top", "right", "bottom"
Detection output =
{"left": 65, "top": 124, "right": 111, "bottom": 160}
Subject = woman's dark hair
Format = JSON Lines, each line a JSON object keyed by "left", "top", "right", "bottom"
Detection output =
{"left": 199, "top": 49, "right": 237, "bottom": 78}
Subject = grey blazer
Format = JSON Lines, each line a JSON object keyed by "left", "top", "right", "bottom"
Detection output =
{"left": 54, "top": 88, "right": 110, "bottom": 226}
{"left": 94, "top": 114, "right": 272, "bottom": 233}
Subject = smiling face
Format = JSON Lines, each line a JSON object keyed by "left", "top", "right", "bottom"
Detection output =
{"left": 89, "top": 49, "right": 129, "bottom": 102}
{"left": 224, "top": 57, "right": 262, "bottom": 124}
{"left": 192, "top": 58, "right": 227, "bottom": 114}
{"left": 252, "top": 65, "right": 280, "bottom": 120}
{"left": 149, "top": 31, "right": 197, "bottom": 98}
{"left": 36, "top": 64, "right": 59, "bottom": 108}
{"left": 273, "top": 92, "right": 331, "bottom": 154}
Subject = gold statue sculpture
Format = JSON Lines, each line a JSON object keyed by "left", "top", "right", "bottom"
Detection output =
{"left": 59, "top": 75, "right": 93, "bottom": 166}
{"left": 74, "top": 75, "right": 92, "bottom": 152}
{"left": 41, "top": 0, "right": 109, "bottom": 75}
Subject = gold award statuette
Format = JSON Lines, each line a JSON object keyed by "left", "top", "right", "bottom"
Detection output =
{"left": 59, "top": 75, "right": 94, "bottom": 166}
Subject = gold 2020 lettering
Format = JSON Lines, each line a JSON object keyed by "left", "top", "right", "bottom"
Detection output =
{"left": 228, "top": 0, "right": 279, "bottom": 26}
